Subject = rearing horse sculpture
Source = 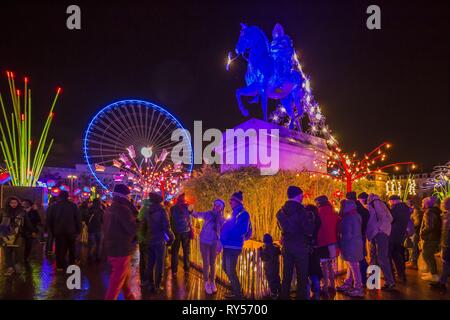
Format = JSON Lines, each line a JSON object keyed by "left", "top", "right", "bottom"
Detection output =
{"left": 230, "top": 23, "right": 305, "bottom": 129}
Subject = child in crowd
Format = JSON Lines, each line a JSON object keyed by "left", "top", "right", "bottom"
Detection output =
{"left": 259, "top": 233, "right": 281, "bottom": 299}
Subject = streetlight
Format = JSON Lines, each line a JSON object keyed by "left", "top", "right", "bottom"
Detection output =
{"left": 67, "top": 174, "right": 78, "bottom": 194}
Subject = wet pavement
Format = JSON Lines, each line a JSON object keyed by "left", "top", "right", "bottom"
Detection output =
{"left": 0, "top": 242, "right": 448, "bottom": 300}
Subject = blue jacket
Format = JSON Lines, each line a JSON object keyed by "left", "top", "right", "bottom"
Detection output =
{"left": 220, "top": 205, "right": 251, "bottom": 250}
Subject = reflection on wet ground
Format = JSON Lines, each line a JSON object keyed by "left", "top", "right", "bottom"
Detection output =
{"left": 0, "top": 242, "right": 448, "bottom": 300}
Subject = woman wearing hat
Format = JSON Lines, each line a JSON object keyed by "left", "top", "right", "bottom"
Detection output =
{"left": 191, "top": 199, "right": 225, "bottom": 295}
{"left": 220, "top": 191, "right": 252, "bottom": 299}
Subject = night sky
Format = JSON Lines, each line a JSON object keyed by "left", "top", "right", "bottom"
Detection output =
{"left": 0, "top": 0, "right": 449, "bottom": 172}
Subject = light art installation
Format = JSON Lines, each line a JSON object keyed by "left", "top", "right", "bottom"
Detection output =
{"left": 313, "top": 142, "right": 415, "bottom": 192}
{"left": 0, "top": 71, "right": 61, "bottom": 186}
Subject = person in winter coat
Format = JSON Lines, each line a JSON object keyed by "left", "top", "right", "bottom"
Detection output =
{"left": 45, "top": 196, "right": 58, "bottom": 256}
{"left": 406, "top": 200, "right": 422, "bottom": 269}
{"left": 277, "top": 186, "right": 314, "bottom": 300}
{"left": 420, "top": 196, "right": 442, "bottom": 282}
{"left": 21, "top": 199, "right": 41, "bottom": 263}
{"left": 170, "top": 193, "right": 192, "bottom": 274}
{"left": 387, "top": 195, "right": 411, "bottom": 283}
{"left": 0, "top": 196, "right": 32, "bottom": 276}
{"left": 46, "top": 191, "right": 81, "bottom": 270}
{"left": 258, "top": 233, "right": 281, "bottom": 299}
{"left": 337, "top": 200, "right": 364, "bottom": 297}
{"left": 104, "top": 184, "right": 138, "bottom": 300}
{"left": 220, "top": 191, "right": 252, "bottom": 299}
{"left": 137, "top": 198, "right": 150, "bottom": 286}
{"left": 430, "top": 197, "right": 450, "bottom": 292}
{"left": 314, "top": 195, "right": 340, "bottom": 297}
{"left": 86, "top": 198, "right": 104, "bottom": 262}
{"left": 348, "top": 192, "right": 370, "bottom": 286}
{"left": 305, "top": 204, "right": 322, "bottom": 300}
{"left": 192, "top": 199, "right": 225, "bottom": 295}
{"left": 141, "top": 192, "right": 174, "bottom": 293}
{"left": 367, "top": 193, "right": 395, "bottom": 290}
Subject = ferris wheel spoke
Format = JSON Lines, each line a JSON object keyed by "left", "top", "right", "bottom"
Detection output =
{"left": 88, "top": 132, "right": 126, "bottom": 149}
{"left": 146, "top": 111, "right": 164, "bottom": 146}
{"left": 122, "top": 104, "right": 144, "bottom": 140}
{"left": 91, "top": 125, "right": 130, "bottom": 150}
{"left": 148, "top": 115, "right": 172, "bottom": 148}
{"left": 95, "top": 115, "right": 134, "bottom": 143}
{"left": 103, "top": 110, "right": 136, "bottom": 140}
{"left": 152, "top": 138, "right": 180, "bottom": 155}
{"left": 131, "top": 104, "right": 145, "bottom": 139}
{"left": 115, "top": 106, "right": 140, "bottom": 141}
{"left": 151, "top": 119, "right": 178, "bottom": 146}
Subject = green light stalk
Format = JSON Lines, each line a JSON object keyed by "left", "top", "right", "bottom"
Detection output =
{"left": 0, "top": 71, "right": 61, "bottom": 186}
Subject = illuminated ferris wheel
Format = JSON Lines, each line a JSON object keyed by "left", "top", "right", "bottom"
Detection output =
{"left": 83, "top": 99, "right": 192, "bottom": 195}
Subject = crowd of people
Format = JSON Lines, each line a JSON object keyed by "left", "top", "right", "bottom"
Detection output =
{"left": 0, "top": 183, "right": 449, "bottom": 300}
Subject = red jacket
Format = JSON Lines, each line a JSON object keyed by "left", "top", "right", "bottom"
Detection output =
{"left": 317, "top": 204, "right": 340, "bottom": 247}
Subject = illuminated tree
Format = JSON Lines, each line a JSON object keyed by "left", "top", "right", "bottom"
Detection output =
{"left": 314, "top": 142, "right": 415, "bottom": 192}
{"left": 0, "top": 71, "right": 61, "bottom": 186}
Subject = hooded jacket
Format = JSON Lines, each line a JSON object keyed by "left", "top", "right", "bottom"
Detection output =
{"left": 339, "top": 208, "right": 363, "bottom": 262}
{"left": 276, "top": 200, "right": 314, "bottom": 254}
{"left": 104, "top": 195, "right": 137, "bottom": 257}
{"left": 389, "top": 202, "right": 411, "bottom": 244}
{"left": 46, "top": 198, "right": 81, "bottom": 236}
{"left": 220, "top": 204, "right": 251, "bottom": 250}
{"left": 420, "top": 206, "right": 442, "bottom": 242}
{"left": 170, "top": 201, "right": 191, "bottom": 234}
{"left": 366, "top": 195, "right": 393, "bottom": 241}
{"left": 141, "top": 202, "right": 174, "bottom": 245}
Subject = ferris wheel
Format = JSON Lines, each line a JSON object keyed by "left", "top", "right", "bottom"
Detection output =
{"left": 83, "top": 99, "right": 192, "bottom": 194}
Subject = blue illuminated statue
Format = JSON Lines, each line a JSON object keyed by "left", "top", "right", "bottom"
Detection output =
{"left": 228, "top": 23, "right": 305, "bottom": 129}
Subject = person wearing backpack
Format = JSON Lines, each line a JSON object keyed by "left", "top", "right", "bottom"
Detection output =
{"left": 277, "top": 186, "right": 314, "bottom": 300}
{"left": 0, "top": 196, "right": 32, "bottom": 276}
{"left": 366, "top": 193, "right": 395, "bottom": 290}
{"left": 86, "top": 198, "right": 104, "bottom": 262}
{"left": 220, "top": 191, "right": 252, "bottom": 299}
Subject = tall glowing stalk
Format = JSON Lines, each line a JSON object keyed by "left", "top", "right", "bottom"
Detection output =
{"left": 0, "top": 71, "right": 61, "bottom": 186}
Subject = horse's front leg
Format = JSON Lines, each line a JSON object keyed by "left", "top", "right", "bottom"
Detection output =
{"left": 261, "top": 92, "right": 268, "bottom": 121}
{"left": 235, "top": 83, "right": 261, "bottom": 117}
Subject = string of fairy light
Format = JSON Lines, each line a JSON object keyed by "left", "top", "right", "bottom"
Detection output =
{"left": 311, "top": 142, "right": 415, "bottom": 192}
{"left": 268, "top": 50, "right": 337, "bottom": 145}
{"left": 0, "top": 71, "right": 61, "bottom": 186}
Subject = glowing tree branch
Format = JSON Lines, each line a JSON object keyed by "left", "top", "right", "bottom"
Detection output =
{"left": 314, "top": 142, "right": 415, "bottom": 192}
{"left": 0, "top": 71, "right": 61, "bottom": 186}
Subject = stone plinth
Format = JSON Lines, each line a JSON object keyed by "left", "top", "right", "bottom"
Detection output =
{"left": 218, "top": 118, "right": 329, "bottom": 175}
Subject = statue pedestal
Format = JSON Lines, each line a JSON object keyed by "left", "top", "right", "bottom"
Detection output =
{"left": 219, "top": 118, "right": 329, "bottom": 174}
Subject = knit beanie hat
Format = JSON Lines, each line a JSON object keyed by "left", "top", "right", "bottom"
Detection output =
{"left": 113, "top": 184, "right": 130, "bottom": 196}
{"left": 357, "top": 192, "right": 369, "bottom": 200}
{"left": 287, "top": 186, "right": 303, "bottom": 199}
{"left": 149, "top": 192, "right": 163, "bottom": 204}
{"left": 263, "top": 233, "right": 273, "bottom": 244}
{"left": 346, "top": 191, "right": 357, "bottom": 201}
{"left": 314, "top": 195, "right": 329, "bottom": 206}
{"left": 231, "top": 191, "right": 243, "bottom": 204}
